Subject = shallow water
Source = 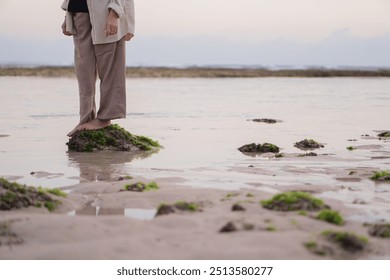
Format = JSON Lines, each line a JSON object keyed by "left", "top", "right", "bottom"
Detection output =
{"left": 0, "top": 77, "right": 389, "bottom": 195}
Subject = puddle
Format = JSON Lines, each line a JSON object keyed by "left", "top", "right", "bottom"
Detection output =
{"left": 67, "top": 206, "right": 156, "bottom": 220}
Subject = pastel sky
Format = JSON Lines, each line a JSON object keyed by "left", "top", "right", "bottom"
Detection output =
{"left": 0, "top": 0, "right": 390, "bottom": 67}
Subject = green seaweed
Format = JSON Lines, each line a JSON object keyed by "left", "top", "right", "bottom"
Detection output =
{"left": 322, "top": 230, "right": 368, "bottom": 252}
{"left": 378, "top": 131, "right": 390, "bottom": 138}
{"left": 261, "top": 191, "right": 325, "bottom": 211}
{"left": 175, "top": 201, "right": 199, "bottom": 212}
{"left": 316, "top": 210, "right": 344, "bottom": 225}
{"left": 67, "top": 124, "right": 161, "bottom": 152}
{"left": 238, "top": 143, "right": 280, "bottom": 154}
{"left": 0, "top": 178, "right": 62, "bottom": 211}
{"left": 265, "top": 225, "right": 277, "bottom": 232}
{"left": 124, "top": 181, "right": 159, "bottom": 192}
{"left": 368, "top": 224, "right": 390, "bottom": 238}
{"left": 370, "top": 170, "right": 390, "bottom": 182}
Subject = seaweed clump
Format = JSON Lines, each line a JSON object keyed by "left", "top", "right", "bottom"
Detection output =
{"left": 261, "top": 191, "right": 327, "bottom": 211}
{"left": 368, "top": 224, "right": 390, "bottom": 238}
{"left": 294, "top": 139, "right": 324, "bottom": 150}
{"left": 67, "top": 124, "right": 161, "bottom": 152}
{"left": 156, "top": 201, "right": 200, "bottom": 216}
{"left": 322, "top": 230, "right": 368, "bottom": 253}
{"left": 0, "top": 178, "right": 64, "bottom": 212}
{"left": 316, "top": 209, "right": 344, "bottom": 225}
{"left": 370, "top": 171, "right": 390, "bottom": 182}
{"left": 378, "top": 131, "right": 390, "bottom": 138}
{"left": 123, "top": 181, "right": 159, "bottom": 192}
{"left": 238, "top": 143, "right": 280, "bottom": 154}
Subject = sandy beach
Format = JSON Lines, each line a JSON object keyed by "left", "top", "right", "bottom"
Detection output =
{"left": 0, "top": 76, "right": 389, "bottom": 259}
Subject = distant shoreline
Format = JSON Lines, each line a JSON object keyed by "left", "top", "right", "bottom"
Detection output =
{"left": 1, "top": 66, "right": 390, "bottom": 78}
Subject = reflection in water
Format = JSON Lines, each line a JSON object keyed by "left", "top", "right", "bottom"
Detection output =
{"left": 67, "top": 205, "right": 156, "bottom": 220}
{"left": 67, "top": 150, "right": 158, "bottom": 182}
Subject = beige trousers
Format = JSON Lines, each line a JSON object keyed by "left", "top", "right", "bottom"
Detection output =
{"left": 73, "top": 13, "right": 126, "bottom": 124}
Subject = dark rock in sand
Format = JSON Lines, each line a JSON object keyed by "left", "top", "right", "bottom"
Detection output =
{"left": 67, "top": 124, "right": 161, "bottom": 152}
{"left": 368, "top": 224, "right": 390, "bottom": 238}
{"left": 220, "top": 222, "right": 238, "bottom": 233}
{"left": 294, "top": 139, "right": 324, "bottom": 150}
{"left": 232, "top": 204, "right": 246, "bottom": 211}
{"left": 238, "top": 143, "right": 280, "bottom": 154}
{"left": 298, "top": 152, "right": 318, "bottom": 157}
{"left": 251, "top": 118, "right": 281, "bottom": 124}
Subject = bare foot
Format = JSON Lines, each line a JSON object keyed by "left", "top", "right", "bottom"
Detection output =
{"left": 67, "top": 124, "right": 83, "bottom": 137}
{"left": 78, "top": 119, "right": 112, "bottom": 132}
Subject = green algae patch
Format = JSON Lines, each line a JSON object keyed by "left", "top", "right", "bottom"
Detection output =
{"left": 238, "top": 143, "right": 280, "bottom": 154}
{"left": 67, "top": 124, "right": 161, "bottom": 152}
{"left": 370, "top": 170, "right": 390, "bottom": 182}
{"left": 261, "top": 191, "right": 326, "bottom": 211}
{"left": 0, "top": 222, "right": 24, "bottom": 247}
{"left": 124, "top": 181, "right": 159, "bottom": 192}
{"left": 321, "top": 230, "right": 368, "bottom": 253}
{"left": 378, "top": 131, "right": 390, "bottom": 138}
{"left": 294, "top": 139, "right": 324, "bottom": 150}
{"left": 346, "top": 146, "right": 356, "bottom": 151}
{"left": 0, "top": 178, "right": 63, "bottom": 212}
{"left": 304, "top": 241, "right": 329, "bottom": 256}
{"left": 316, "top": 210, "right": 344, "bottom": 225}
{"left": 368, "top": 224, "right": 390, "bottom": 238}
{"left": 156, "top": 201, "right": 201, "bottom": 216}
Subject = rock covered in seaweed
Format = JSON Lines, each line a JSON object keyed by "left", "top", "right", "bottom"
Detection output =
{"left": 0, "top": 178, "right": 64, "bottom": 212}
{"left": 238, "top": 143, "right": 280, "bottom": 154}
{"left": 67, "top": 124, "right": 161, "bottom": 152}
{"left": 294, "top": 139, "right": 324, "bottom": 150}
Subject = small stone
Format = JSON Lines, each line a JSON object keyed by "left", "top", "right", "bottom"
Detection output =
{"left": 232, "top": 204, "right": 246, "bottom": 211}
{"left": 220, "top": 222, "right": 238, "bottom": 233}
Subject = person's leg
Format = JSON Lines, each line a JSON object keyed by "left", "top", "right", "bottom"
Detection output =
{"left": 76, "top": 37, "right": 126, "bottom": 132}
{"left": 96, "top": 37, "right": 127, "bottom": 121}
{"left": 68, "top": 13, "right": 97, "bottom": 136}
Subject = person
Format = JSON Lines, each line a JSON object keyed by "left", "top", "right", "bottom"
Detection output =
{"left": 61, "top": 0, "right": 135, "bottom": 137}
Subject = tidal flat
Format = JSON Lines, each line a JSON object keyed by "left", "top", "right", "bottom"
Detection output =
{"left": 0, "top": 76, "right": 389, "bottom": 259}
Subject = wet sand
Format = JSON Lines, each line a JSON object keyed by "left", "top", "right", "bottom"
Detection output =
{"left": 0, "top": 77, "right": 389, "bottom": 259}
{"left": 1, "top": 151, "right": 390, "bottom": 260}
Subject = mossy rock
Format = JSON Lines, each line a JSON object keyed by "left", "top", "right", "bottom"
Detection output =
{"left": 370, "top": 171, "right": 390, "bottom": 183}
{"left": 261, "top": 191, "right": 327, "bottom": 211}
{"left": 294, "top": 139, "right": 324, "bottom": 150}
{"left": 316, "top": 209, "right": 344, "bottom": 225}
{"left": 0, "top": 178, "right": 63, "bottom": 212}
{"left": 322, "top": 230, "right": 368, "bottom": 253}
{"left": 238, "top": 143, "right": 280, "bottom": 154}
{"left": 156, "top": 201, "right": 201, "bottom": 216}
{"left": 67, "top": 124, "right": 161, "bottom": 152}
{"left": 123, "top": 181, "right": 158, "bottom": 192}
{"left": 368, "top": 224, "right": 390, "bottom": 238}
{"left": 378, "top": 131, "right": 390, "bottom": 138}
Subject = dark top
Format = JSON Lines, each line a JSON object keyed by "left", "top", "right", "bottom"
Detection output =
{"left": 68, "top": 0, "right": 89, "bottom": 13}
